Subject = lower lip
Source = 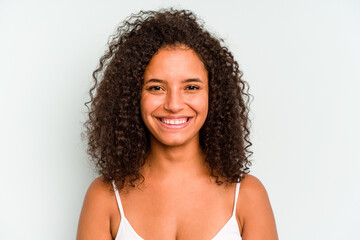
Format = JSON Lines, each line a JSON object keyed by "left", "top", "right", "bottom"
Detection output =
{"left": 156, "top": 117, "right": 192, "bottom": 129}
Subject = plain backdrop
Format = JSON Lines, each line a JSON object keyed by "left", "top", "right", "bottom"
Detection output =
{"left": 1, "top": 0, "right": 359, "bottom": 239}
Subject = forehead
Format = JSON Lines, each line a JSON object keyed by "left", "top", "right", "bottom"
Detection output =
{"left": 143, "top": 46, "right": 208, "bottom": 82}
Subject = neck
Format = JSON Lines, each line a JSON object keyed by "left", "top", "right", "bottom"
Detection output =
{"left": 142, "top": 135, "right": 210, "bottom": 183}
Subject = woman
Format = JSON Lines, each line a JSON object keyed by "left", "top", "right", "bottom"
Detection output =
{"left": 77, "top": 9, "right": 278, "bottom": 240}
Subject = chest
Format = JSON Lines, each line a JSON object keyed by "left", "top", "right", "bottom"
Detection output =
{"left": 111, "top": 182, "right": 240, "bottom": 240}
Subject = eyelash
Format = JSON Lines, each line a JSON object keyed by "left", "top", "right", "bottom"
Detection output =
{"left": 148, "top": 86, "right": 162, "bottom": 91}
{"left": 186, "top": 85, "right": 200, "bottom": 90}
{"left": 147, "top": 85, "right": 200, "bottom": 91}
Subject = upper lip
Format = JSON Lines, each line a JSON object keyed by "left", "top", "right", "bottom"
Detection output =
{"left": 156, "top": 116, "right": 192, "bottom": 119}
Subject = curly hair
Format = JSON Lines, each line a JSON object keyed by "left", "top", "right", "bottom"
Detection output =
{"left": 84, "top": 8, "right": 252, "bottom": 190}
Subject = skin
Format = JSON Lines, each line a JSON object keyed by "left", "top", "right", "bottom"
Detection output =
{"left": 77, "top": 45, "right": 278, "bottom": 240}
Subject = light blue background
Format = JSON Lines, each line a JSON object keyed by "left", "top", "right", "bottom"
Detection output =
{"left": 1, "top": 0, "right": 359, "bottom": 239}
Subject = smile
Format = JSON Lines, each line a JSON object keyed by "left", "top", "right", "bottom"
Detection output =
{"left": 156, "top": 117, "right": 192, "bottom": 129}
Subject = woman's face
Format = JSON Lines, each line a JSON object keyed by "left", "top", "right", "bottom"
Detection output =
{"left": 141, "top": 45, "right": 209, "bottom": 147}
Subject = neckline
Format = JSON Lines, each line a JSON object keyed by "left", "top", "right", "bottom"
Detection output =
{"left": 113, "top": 181, "right": 240, "bottom": 240}
{"left": 119, "top": 213, "right": 237, "bottom": 240}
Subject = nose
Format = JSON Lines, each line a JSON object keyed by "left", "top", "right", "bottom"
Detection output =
{"left": 163, "top": 89, "right": 185, "bottom": 113}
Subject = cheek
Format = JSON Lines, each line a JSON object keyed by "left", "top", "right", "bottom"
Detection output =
{"left": 197, "top": 92, "right": 209, "bottom": 110}
{"left": 140, "top": 94, "right": 161, "bottom": 119}
{"left": 186, "top": 92, "right": 209, "bottom": 117}
{"left": 140, "top": 95, "right": 149, "bottom": 121}
{"left": 201, "top": 101, "right": 209, "bottom": 120}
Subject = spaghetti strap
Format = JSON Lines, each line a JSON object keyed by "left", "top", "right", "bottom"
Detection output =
{"left": 112, "top": 180, "right": 125, "bottom": 218}
{"left": 232, "top": 182, "right": 241, "bottom": 216}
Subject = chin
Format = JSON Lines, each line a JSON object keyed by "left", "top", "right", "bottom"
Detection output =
{"left": 159, "top": 138, "right": 188, "bottom": 147}
{"left": 152, "top": 134, "right": 195, "bottom": 148}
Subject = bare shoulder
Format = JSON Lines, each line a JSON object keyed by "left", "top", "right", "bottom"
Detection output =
{"left": 77, "top": 176, "right": 117, "bottom": 240}
{"left": 236, "top": 174, "right": 278, "bottom": 239}
{"left": 88, "top": 176, "right": 114, "bottom": 198}
{"left": 239, "top": 174, "right": 266, "bottom": 194}
{"left": 238, "top": 174, "right": 270, "bottom": 204}
{"left": 82, "top": 176, "right": 115, "bottom": 211}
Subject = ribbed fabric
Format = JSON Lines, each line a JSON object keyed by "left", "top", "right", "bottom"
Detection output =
{"left": 112, "top": 181, "right": 242, "bottom": 240}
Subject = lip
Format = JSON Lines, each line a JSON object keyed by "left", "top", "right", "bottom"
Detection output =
{"left": 156, "top": 117, "right": 192, "bottom": 129}
{"left": 157, "top": 115, "right": 191, "bottom": 119}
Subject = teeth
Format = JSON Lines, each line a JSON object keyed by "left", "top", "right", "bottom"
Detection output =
{"left": 161, "top": 118, "right": 188, "bottom": 125}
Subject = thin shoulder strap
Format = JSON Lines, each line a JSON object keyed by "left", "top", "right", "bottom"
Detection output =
{"left": 232, "top": 181, "right": 241, "bottom": 216}
{"left": 112, "top": 180, "right": 125, "bottom": 218}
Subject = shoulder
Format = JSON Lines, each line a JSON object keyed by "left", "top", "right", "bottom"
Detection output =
{"left": 236, "top": 174, "right": 278, "bottom": 239}
{"left": 77, "top": 177, "right": 118, "bottom": 240}
{"left": 82, "top": 177, "right": 115, "bottom": 211}
{"left": 236, "top": 174, "right": 270, "bottom": 219}
{"left": 88, "top": 176, "right": 114, "bottom": 197}
{"left": 238, "top": 174, "right": 268, "bottom": 201}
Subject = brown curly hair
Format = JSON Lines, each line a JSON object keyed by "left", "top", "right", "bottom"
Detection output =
{"left": 84, "top": 8, "right": 252, "bottom": 190}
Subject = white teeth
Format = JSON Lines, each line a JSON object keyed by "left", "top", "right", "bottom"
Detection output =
{"left": 160, "top": 118, "right": 188, "bottom": 125}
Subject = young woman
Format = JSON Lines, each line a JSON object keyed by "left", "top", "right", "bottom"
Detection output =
{"left": 77, "top": 9, "right": 278, "bottom": 240}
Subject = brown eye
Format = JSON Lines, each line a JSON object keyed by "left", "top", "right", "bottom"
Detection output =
{"left": 186, "top": 85, "right": 200, "bottom": 90}
{"left": 149, "top": 86, "right": 162, "bottom": 91}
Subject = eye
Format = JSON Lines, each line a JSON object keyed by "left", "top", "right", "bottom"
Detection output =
{"left": 148, "top": 86, "right": 162, "bottom": 91}
{"left": 186, "top": 85, "right": 200, "bottom": 90}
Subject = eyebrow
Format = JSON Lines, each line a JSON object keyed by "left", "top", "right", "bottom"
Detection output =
{"left": 144, "top": 78, "right": 203, "bottom": 84}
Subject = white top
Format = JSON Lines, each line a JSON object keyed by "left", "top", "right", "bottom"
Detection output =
{"left": 112, "top": 180, "right": 242, "bottom": 240}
